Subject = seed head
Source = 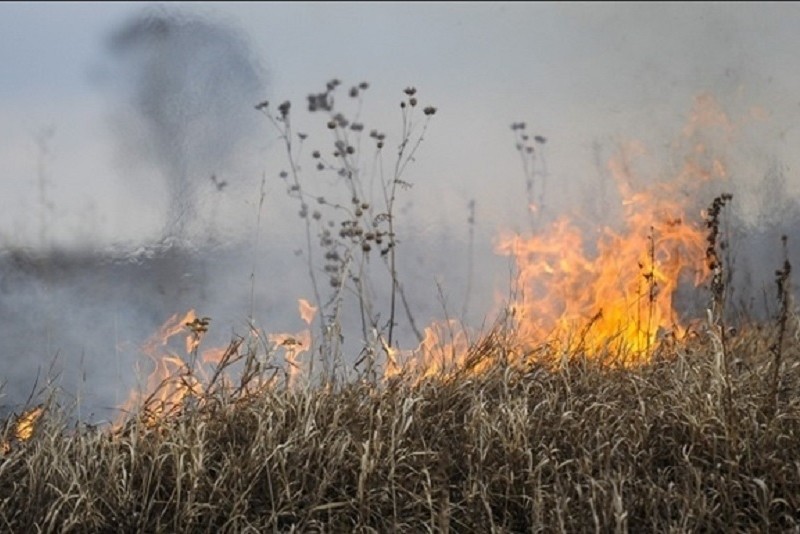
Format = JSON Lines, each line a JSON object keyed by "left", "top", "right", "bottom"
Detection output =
{"left": 334, "top": 113, "right": 349, "bottom": 127}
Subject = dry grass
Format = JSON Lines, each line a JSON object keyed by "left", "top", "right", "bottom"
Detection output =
{"left": 2, "top": 321, "right": 800, "bottom": 533}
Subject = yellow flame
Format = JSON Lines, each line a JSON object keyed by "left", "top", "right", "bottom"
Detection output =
{"left": 2, "top": 405, "right": 44, "bottom": 453}
{"left": 382, "top": 320, "right": 472, "bottom": 383}
{"left": 15, "top": 405, "right": 44, "bottom": 441}
{"left": 268, "top": 299, "right": 316, "bottom": 387}
{"left": 493, "top": 93, "right": 741, "bottom": 365}
{"left": 298, "top": 298, "right": 317, "bottom": 324}
{"left": 114, "top": 93, "right": 758, "bottom": 420}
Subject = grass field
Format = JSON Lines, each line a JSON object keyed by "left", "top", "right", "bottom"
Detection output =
{"left": 2, "top": 318, "right": 799, "bottom": 532}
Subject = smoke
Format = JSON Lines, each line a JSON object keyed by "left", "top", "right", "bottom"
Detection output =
{"left": 0, "top": 8, "right": 278, "bottom": 421}
{"left": 105, "top": 8, "right": 267, "bottom": 239}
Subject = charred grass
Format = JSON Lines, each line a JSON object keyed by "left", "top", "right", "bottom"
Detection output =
{"left": 2, "top": 322, "right": 800, "bottom": 533}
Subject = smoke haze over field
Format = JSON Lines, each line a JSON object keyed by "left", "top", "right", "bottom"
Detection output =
{"left": 2, "top": 3, "right": 800, "bottom": 418}
{"left": 105, "top": 10, "right": 266, "bottom": 237}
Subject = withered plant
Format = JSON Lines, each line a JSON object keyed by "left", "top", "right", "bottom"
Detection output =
{"left": 256, "top": 80, "right": 437, "bottom": 383}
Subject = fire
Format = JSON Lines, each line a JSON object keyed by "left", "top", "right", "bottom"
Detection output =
{"left": 116, "top": 310, "right": 205, "bottom": 427}
{"left": 496, "top": 206, "right": 706, "bottom": 363}
{"left": 383, "top": 320, "right": 472, "bottom": 382}
{"left": 495, "top": 95, "right": 736, "bottom": 364}
{"left": 14, "top": 405, "right": 44, "bottom": 441}
{"left": 117, "top": 299, "right": 317, "bottom": 427}
{"left": 268, "top": 298, "right": 316, "bottom": 387}
{"left": 381, "top": 94, "right": 736, "bottom": 377}
{"left": 114, "top": 93, "right": 745, "bottom": 423}
{"left": 1, "top": 405, "right": 44, "bottom": 454}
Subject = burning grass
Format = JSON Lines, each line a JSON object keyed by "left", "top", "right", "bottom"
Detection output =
{"left": 2, "top": 322, "right": 800, "bottom": 532}
{"left": 3, "top": 83, "right": 800, "bottom": 531}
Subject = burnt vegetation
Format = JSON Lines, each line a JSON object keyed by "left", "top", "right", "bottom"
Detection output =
{"left": 2, "top": 82, "right": 800, "bottom": 533}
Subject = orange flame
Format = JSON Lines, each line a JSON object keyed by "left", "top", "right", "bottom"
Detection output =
{"left": 382, "top": 320, "right": 473, "bottom": 382}
{"left": 15, "top": 405, "right": 44, "bottom": 441}
{"left": 2, "top": 405, "right": 45, "bottom": 454}
{"left": 116, "top": 310, "right": 206, "bottom": 427}
{"left": 495, "top": 94, "right": 739, "bottom": 364}
{"left": 115, "top": 93, "right": 749, "bottom": 421}
{"left": 117, "top": 299, "right": 317, "bottom": 427}
{"left": 268, "top": 299, "right": 316, "bottom": 387}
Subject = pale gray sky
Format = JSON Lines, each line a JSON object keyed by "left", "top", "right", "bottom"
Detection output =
{"left": 4, "top": 2, "right": 800, "bottom": 250}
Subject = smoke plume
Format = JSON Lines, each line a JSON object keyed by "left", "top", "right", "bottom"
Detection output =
{"left": 106, "top": 8, "right": 266, "bottom": 238}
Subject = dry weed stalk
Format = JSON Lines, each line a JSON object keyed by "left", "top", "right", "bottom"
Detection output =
{"left": 770, "top": 234, "right": 792, "bottom": 416}
{"left": 257, "top": 81, "right": 436, "bottom": 384}
{"left": 704, "top": 193, "right": 735, "bottom": 428}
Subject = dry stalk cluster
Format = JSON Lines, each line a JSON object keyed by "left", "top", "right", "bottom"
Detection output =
{"left": 256, "top": 80, "right": 436, "bottom": 382}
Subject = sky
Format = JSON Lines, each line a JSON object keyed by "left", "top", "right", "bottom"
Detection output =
{"left": 4, "top": 2, "right": 800, "bottom": 249}
{"left": 3, "top": 2, "right": 800, "bottom": 416}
